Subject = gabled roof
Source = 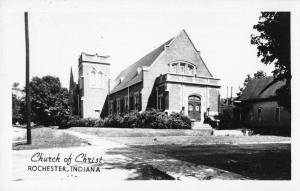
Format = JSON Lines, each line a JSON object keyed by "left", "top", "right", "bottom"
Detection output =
{"left": 110, "top": 38, "right": 173, "bottom": 94}
{"left": 238, "top": 77, "right": 286, "bottom": 101}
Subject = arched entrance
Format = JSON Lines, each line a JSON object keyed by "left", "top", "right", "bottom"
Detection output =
{"left": 188, "top": 95, "right": 201, "bottom": 121}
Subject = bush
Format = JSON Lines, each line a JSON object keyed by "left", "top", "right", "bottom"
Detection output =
{"left": 167, "top": 112, "right": 191, "bottom": 129}
{"left": 94, "top": 118, "right": 105, "bottom": 127}
{"left": 122, "top": 112, "right": 139, "bottom": 128}
{"left": 59, "top": 116, "right": 98, "bottom": 128}
{"left": 59, "top": 110, "right": 192, "bottom": 129}
{"left": 104, "top": 114, "right": 123, "bottom": 127}
{"left": 137, "top": 109, "right": 168, "bottom": 129}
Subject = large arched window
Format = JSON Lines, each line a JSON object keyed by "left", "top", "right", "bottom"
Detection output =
{"left": 169, "top": 61, "right": 196, "bottom": 75}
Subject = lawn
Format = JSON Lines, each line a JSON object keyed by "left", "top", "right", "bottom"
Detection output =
{"left": 13, "top": 127, "right": 89, "bottom": 150}
{"left": 70, "top": 127, "right": 290, "bottom": 146}
{"left": 132, "top": 143, "right": 291, "bottom": 180}
{"left": 69, "top": 127, "right": 291, "bottom": 180}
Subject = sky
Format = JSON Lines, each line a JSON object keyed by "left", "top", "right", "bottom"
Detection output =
{"left": 2, "top": 1, "right": 277, "bottom": 98}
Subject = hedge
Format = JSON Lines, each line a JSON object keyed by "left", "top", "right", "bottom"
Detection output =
{"left": 59, "top": 110, "right": 192, "bottom": 129}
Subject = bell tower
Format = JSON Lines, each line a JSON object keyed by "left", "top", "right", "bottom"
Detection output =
{"left": 78, "top": 52, "right": 110, "bottom": 118}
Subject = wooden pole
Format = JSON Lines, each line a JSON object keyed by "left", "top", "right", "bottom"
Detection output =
{"left": 25, "top": 12, "right": 31, "bottom": 144}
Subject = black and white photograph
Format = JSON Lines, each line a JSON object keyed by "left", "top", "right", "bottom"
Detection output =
{"left": 1, "top": 0, "right": 300, "bottom": 190}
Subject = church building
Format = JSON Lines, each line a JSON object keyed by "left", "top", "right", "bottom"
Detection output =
{"left": 69, "top": 30, "right": 221, "bottom": 124}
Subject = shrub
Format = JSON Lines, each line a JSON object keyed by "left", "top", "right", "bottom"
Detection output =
{"left": 137, "top": 109, "right": 168, "bottom": 129}
{"left": 104, "top": 114, "right": 123, "bottom": 127}
{"left": 167, "top": 112, "right": 191, "bottom": 129}
{"left": 59, "top": 116, "right": 98, "bottom": 128}
{"left": 122, "top": 112, "right": 139, "bottom": 128}
{"left": 94, "top": 118, "right": 105, "bottom": 127}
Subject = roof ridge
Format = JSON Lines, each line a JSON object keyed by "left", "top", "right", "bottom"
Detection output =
{"left": 114, "top": 38, "right": 173, "bottom": 82}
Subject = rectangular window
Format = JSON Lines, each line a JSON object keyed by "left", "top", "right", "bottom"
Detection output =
{"left": 116, "top": 99, "right": 120, "bottom": 114}
{"left": 120, "top": 98, "right": 124, "bottom": 113}
{"left": 81, "top": 77, "right": 84, "bottom": 97}
{"left": 258, "top": 107, "right": 262, "bottom": 122}
{"left": 134, "top": 93, "right": 141, "bottom": 111}
{"left": 130, "top": 94, "right": 134, "bottom": 111}
{"left": 275, "top": 107, "right": 280, "bottom": 122}
{"left": 250, "top": 112, "right": 254, "bottom": 121}
{"left": 124, "top": 96, "right": 128, "bottom": 112}
{"left": 158, "top": 94, "right": 164, "bottom": 110}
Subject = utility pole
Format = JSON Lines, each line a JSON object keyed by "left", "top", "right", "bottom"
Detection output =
{"left": 25, "top": 12, "right": 31, "bottom": 144}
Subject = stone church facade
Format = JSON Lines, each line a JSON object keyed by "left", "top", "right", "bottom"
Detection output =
{"left": 69, "top": 30, "right": 221, "bottom": 123}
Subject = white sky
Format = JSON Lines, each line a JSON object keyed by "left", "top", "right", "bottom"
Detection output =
{"left": 2, "top": 1, "right": 289, "bottom": 98}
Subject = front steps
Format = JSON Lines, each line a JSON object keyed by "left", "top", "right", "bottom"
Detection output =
{"left": 191, "top": 121, "right": 212, "bottom": 129}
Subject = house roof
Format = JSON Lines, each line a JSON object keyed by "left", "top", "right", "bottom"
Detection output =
{"left": 238, "top": 77, "right": 286, "bottom": 101}
{"left": 110, "top": 38, "right": 173, "bottom": 94}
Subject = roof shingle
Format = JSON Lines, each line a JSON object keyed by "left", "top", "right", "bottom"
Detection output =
{"left": 110, "top": 38, "right": 173, "bottom": 94}
{"left": 238, "top": 77, "right": 286, "bottom": 101}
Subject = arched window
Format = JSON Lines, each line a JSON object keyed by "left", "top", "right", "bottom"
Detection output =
{"left": 96, "top": 71, "right": 103, "bottom": 88}
{"left": 169, "top": 61, "right": 195, "bottom": 75}
{"left": 90, "top": 68, "right": 97, "bottom": 87}
{"left": 188, "top": 95, "right": 201, "bottom": 101}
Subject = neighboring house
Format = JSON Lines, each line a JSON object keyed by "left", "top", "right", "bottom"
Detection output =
{"left": 70, "top": 30, "right": 221, "bottom": 124}
{"left": 237, "top": 77, "right": 291, "bottom": 135}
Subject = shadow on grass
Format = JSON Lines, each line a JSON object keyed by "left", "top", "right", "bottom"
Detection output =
{"left": 131, "top": 144, "right": 291, "bottom": 180}
{"left": 94, "top": 148, "right": 174, "bottom": 180}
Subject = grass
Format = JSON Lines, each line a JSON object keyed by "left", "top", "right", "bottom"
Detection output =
{"left": 70, "top": 127, "right": 290, "bottom": 146}
{"left": 70, "top": 127, "right": 212, "bottom": 137}
{"left": 13, "top": 127, "right": 89, "bottom": 150}
{"left": 132, "top": 143, "right": 291, "bottom": 180}
{"left": 69, "top": 127, "right": 291, "bottom": 180}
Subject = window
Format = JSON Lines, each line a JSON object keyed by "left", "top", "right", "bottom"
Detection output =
{"left": 250, "top": 112, "right": 254, "bottom": 121}
{"left": 81, "top": 77, "right": 84, "bottom": 97}
{"left": 158, "top": 94, "right": 164, "bottom": 110}
{"left": 172, "top": 64, "right": 178, "bottom": 73}
{"left": 124, "top": 96, "right": 129, "bottom": 112}
{"left": 275, "top": 107, "right": 280, "bottom": 122}
{"left": 96, "top": 71, "right": 104, "bottom": 88}
{"left": 180, "top": 63, "right": 185, "bottom": 73}
{"left": 188, "top": 95, "right": 201, "bottom": 101}
{"left": 133, "top": 92, "right": 141, "bottom": 111}
{"left": 170, "top": 62, "right": 195, "bottom": 75}
{"left": 109, "top": 100, "right": 114, "bottom": 114}
{"left": 116, "top": 98, "right": 120, "bottom": 114}
{"left": 188, "top": 65, "right": 194, "bottom": 75}
{"left": 188, "top": 104, "right": 193, "bottom": 111}
{"left": 258, "top": 107, "right": 262, "bottom": 122}
{"left": 90, "top": 68, "right": 97, "bottom": 87}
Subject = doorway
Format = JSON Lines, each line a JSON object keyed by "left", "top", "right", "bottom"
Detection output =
{"left": 188, "top": 95, "right": 201, "bottom": 121}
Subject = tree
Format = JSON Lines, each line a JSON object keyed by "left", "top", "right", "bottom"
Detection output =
{"left": 237, "top": 70, "right": 267, "bottom": 97}
{"left": 29, "top": 76, "right": 70, "bottom": 126}
{"left": 12, "top": 82, "right": 25, "bottom": 124}
{"left": 251, "top": 12, "right": 291, "bottom": 110}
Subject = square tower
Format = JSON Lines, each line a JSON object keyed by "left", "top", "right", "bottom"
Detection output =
{"left": 78, "top": 53, "right": 110, "bottom": 118}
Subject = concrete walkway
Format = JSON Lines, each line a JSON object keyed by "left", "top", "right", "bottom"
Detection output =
{"left": 12, "top": 129, "right": 247, "bottom": 181}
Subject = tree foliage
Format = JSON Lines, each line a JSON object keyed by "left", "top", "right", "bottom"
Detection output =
{"left": 29, "top": 76, "right": 70, "bottom": 126}
{"left": 251, "top": 12, "right": 291, "bottom": 110}
{"left": 12, "top": 82, "right": 25, "bottom": 124}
